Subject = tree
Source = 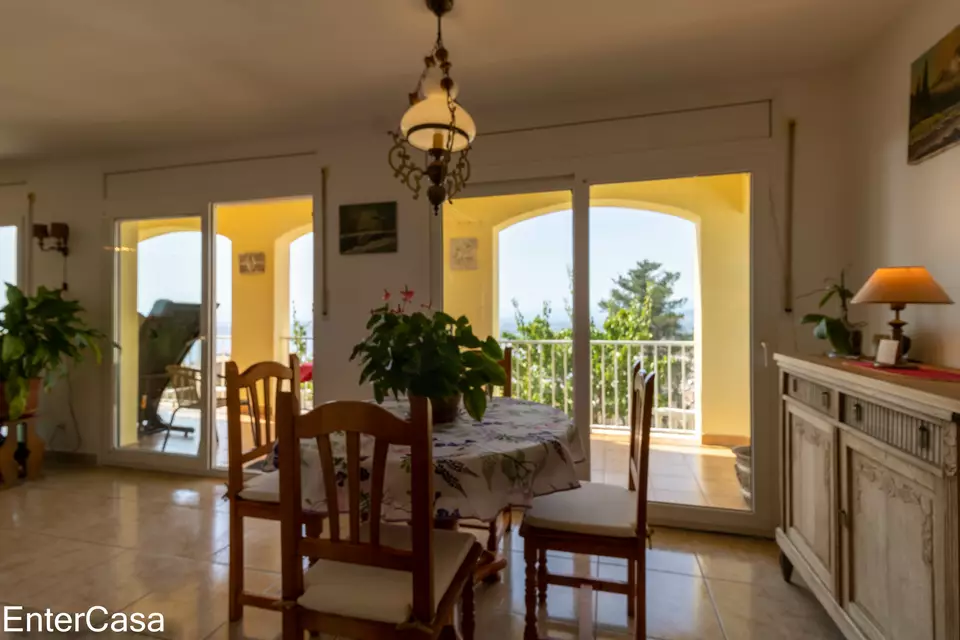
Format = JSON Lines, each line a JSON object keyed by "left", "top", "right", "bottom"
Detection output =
{"left": 598, "top": 260, "right": 690, "bottom": 340}
{"left": 501, "top": 261, "right": 693, "bottom": 429}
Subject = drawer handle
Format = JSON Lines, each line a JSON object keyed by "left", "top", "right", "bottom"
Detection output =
{"left": 791, "top": 378, "right": 798, "bottom": 393}
{"left": 821, "top": 391, "right": 831, "bottom": 409}
{"left": 853, "top": 403, "right": 863, "bottom": 422}
{"left": 919, "top": 424, "right": 931, "bottom": 450}
{"left": 839, "top": 508, "right": 849, "bottom": 528}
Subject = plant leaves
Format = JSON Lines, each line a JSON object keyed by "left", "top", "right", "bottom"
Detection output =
{"left": 463, "top": 386, "right": 487, "bottom": 421}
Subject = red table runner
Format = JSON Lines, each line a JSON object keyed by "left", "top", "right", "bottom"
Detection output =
{"left": 843, "top": 359, "right": 960, "bottom": 382}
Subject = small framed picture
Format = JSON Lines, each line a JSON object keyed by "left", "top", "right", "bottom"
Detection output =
{"left": 875, "top": 339, "right": 901, "bottom": 367}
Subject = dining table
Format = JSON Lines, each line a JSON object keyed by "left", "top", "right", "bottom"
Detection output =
{"left": 287, "top": 396, "right": 585, "bottom": 581}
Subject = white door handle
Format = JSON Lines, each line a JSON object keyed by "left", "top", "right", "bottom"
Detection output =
{"left": 760, "top": 341, "right": 769, "bottom": 368}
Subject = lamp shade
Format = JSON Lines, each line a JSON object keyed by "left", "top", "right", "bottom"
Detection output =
{"left": 851, "top": 267, "right": 953, "bottom": 305}
{"left": 400, "top": 67, "right": 476, "bottom": 152}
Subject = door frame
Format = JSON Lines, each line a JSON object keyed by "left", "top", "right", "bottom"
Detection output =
{"left": 100, "top": 204, "right": 217, "bottom": 475}
{"left": 431, "top": 137, "right": 783, "bottom": 536}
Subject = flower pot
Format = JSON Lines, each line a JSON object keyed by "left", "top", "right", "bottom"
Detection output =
{"left": 732, "top": 445, "right": 752, "bottom": 503}
{"left": 430, "top": 393, "right": 462, "bottom": 424}
{"left": 0, "top": 379, "right": 41, "bottom": 421}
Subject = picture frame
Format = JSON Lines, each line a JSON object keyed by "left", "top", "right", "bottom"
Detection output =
{"left": 339, "top": 201, "right": 398, "bottom": 255}
{"left": 909, "top": 24, "right": 960, "bottom": 164}
{"left": 238, "top": 252, "right": 266, "bottom": 274}
{"left": 874, "top": 339, "right": 901, "bottom": 367}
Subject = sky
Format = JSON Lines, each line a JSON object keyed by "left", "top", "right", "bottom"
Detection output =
{"left": 498, "top": 207, "right": 697, "bottom": 327}
{"left": 126, "top": 206, "right": 695, "bottom": 343}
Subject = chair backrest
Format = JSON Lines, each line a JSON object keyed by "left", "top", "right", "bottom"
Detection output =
{"left": 225, "top": 355, "right": 301, "bottom": 496}
{"left": 629, "top": 364, "right": 656, "bottom": 537}
{"left": 499, "top": 346, "right": 513, "bottom": 398}
{"left": 276, "top": 394, "right": 438, "bottom": 625}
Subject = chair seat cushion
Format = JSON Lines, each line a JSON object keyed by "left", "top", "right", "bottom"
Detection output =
{"left": 238, "top": 471, "right": 279, "bottom": 503}
{"left": 524, "top": 481, "right": 637, "bottom": 538}
{"left": 299, "top": 524, "right": 476, "bottom": 624}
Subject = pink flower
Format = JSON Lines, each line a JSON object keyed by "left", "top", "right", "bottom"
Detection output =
{"left": 401, "top": 285, "right": 415, "bottom": 302}
{"left": 382, "top": 289, "right": 391, "bottom": 302}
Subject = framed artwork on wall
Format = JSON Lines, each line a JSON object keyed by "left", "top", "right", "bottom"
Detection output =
{"left": 339, "top": 201, "right": 398, "bottom": 255}
{"left": 909, "top": 24, "right": 960, "bottom": 164}
{"left": 238, "top": 252, "right": 266, "bottom": 274}
{"left": 449, "top": 237, "right": 478, "bottom": 271}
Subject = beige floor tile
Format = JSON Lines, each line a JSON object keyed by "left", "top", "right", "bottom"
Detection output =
{"left": 708, "top": 577, "right": 845, "bottom": 640}
{"left": 0, "top": 465, "right": 849, "bottom": 640}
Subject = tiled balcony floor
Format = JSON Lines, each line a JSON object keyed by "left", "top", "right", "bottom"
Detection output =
{"left": 591, "top": 432, "right": 750, "bottom": 511}
{"left": 0, "top": 465, "right": 840, "bottom": 639}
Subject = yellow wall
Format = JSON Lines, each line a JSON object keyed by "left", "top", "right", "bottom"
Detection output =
{"left": 442, "top": 175, "right": 751, "bottom": 444}
{"left": 115, "top": 200, "right": 312, "bottom": 447}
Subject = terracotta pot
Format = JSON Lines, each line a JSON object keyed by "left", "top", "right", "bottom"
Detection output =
{"left": 0, "top": 379, "right": 41, "bottom": 421}
{"left": 429, "top": 393, "right": 462, "bottom": 424}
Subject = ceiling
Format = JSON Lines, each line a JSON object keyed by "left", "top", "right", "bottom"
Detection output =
{"left": 0, "top": 0, "right": 909, "bottom": 159}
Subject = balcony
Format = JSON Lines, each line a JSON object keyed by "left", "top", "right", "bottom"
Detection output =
{"left": 502, "top": 339, "right": 696, "bottom": 434}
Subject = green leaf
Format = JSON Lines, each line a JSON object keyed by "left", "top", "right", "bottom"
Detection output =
{"left": 463, "top": 386, "right": 487, "bottom": 421}
{"left": 1, "top": 335, "right": 25, "bottom": 361}
{"left": 481, "top": 336, "right": 504, "bottom": 360}
{"left": 800, "top": 313, "right": 828, "bottom": 325}
{"left": 818, "top": 288, "right": 837, "bottom": 308}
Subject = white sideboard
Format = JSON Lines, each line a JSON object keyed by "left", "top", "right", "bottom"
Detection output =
{"left": 775, "top": 354, "right": 959, "bottom": 640}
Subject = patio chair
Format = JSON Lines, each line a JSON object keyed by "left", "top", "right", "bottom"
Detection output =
{"left": 275, "top": 393, "right": 482, "bottom": 639}
{"left": 520, "top": 363, "right": 655, "bottom": 640}
{"left": 162, "top": 365, "right": 228, "bottom": 452}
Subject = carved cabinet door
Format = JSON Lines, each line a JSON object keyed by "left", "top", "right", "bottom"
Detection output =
{"left": 784, "top": 401, "right": 837, "bottom": 593}
{"left": 839, "top": 430, "right": 938, "bottom": 640}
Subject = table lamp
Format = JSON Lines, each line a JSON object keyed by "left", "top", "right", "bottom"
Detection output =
{"left": 851, "top": 266, "right": 953, "bottom": 345}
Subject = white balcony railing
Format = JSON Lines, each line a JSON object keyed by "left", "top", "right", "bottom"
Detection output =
{"left": 280, "top": 336, "right": 314, "bottom": 410}
{"left": 501, "top": 339, "right": 696, "bottom": 434}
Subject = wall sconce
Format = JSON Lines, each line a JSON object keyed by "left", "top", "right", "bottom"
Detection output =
{"left": 33, "top": 223, "right": 70, "bottom": 256}
{"left": 33, "top": 222, "right": 71, "bottom": 290}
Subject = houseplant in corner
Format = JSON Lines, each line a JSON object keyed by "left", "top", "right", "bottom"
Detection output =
{"left": 800, "top": 269, "right": 864, "bottom": 357}
{"left": 0, "top": 284, "right": 106, "bottom": 420}
{"left": 350, "top": 286, "right": 506, "bottom": 422}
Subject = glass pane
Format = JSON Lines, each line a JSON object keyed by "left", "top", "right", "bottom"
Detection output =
{"left": 0, "top": 226, "right": 16, "bottom": 287}
{"left": 115, "top": 219, "right": 204, "bottom": 457}
{"left": 212, "top": 198, "right": 313, "bottom": 468}
{"left": 443, "top": 191, "right": 574, "bottom": 416}
{"left": 590, "top": 175, "right": 752, "bottom": 511}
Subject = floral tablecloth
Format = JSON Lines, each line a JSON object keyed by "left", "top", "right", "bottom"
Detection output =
{"left": 296, "top": 397, "right": 583, "bottom": 522}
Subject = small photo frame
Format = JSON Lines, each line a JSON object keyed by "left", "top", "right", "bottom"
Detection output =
{"left": 238, "top": 252, "right": 266, "bottom": 274}
{"left": 339, "top": 201, "right": 398, "bottom": 255}
{"left": 875, "top": 339, "right": 901, "bottom": 367}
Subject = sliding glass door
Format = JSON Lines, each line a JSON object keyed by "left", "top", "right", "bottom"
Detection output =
{"left": 106, "top": 211, "right": 216, "bottom": 473}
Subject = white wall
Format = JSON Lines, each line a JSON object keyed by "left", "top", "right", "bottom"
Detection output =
{"left": 0, "top": 70, "right": 855, "bottom": 457}
{"left": 852, "top": 0, "right": 960, "bottom": 364}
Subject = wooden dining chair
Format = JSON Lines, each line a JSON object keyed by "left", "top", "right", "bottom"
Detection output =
{"left": 276, "top": 393, "right": 483, "bottom": 640}
{"left": 520, "top": 363, "right": 655, "bottom": 640}
{"left": 225, "top": 354, "right": 325, "bottom": 622}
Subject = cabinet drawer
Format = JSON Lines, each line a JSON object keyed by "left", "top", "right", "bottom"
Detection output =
{"left": 786, "top": 373, "right": 836, "bottom": 418}
{"left": 840, "top": 395, "right": 942, "bottom": 467}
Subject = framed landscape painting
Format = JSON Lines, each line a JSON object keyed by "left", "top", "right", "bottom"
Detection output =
{"left": 339, "top": 201, "right": 398, "bottom": 255}
{"left": 909, "top": 24, "right": 960, "bottom": 164}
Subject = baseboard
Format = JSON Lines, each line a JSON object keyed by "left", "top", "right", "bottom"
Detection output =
{"left": 701, "top": 434, "right": 751, "bottom": 447}
{"left": 45, "top": 450, "right": 98, "bottom": 466}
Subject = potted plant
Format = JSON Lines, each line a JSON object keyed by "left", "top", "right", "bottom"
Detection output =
{"left": 0, "top": 284, "right": 106, "bottom": 420}
{"left": 800, "top": 269, "right": 864, "bottom": 357}
{"left": 350, "top": 287, "right": 506, "bottom": 422}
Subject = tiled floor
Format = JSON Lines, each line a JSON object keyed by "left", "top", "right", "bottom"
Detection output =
{"left": 592, "top": 432, "right": 750, "bottom": 511}
{"left": 0, "top": 465, "right": 841, "bottom": 639}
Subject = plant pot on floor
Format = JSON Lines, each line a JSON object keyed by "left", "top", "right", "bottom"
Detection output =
{"left": 732, "top": 445, "right": 752, "bottom": 503}
{"left": 0, "top": 379, "right": 41, "bottom": 421}
{"left": 430, "top": 393, "right": 462, "bottom": 424}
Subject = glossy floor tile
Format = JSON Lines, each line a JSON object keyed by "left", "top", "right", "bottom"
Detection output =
{"left": 0, "top": 465, "right": 841, "bottom": 639}
{"left": 591, "top": 432, "right": 751, "bottom": 511}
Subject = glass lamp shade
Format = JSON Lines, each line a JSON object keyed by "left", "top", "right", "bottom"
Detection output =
{"left": 400, "top": 95, "right": 476, "bottom": 152}
{"left": 851, "top": 266, "right": 953, "bottom": 305}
